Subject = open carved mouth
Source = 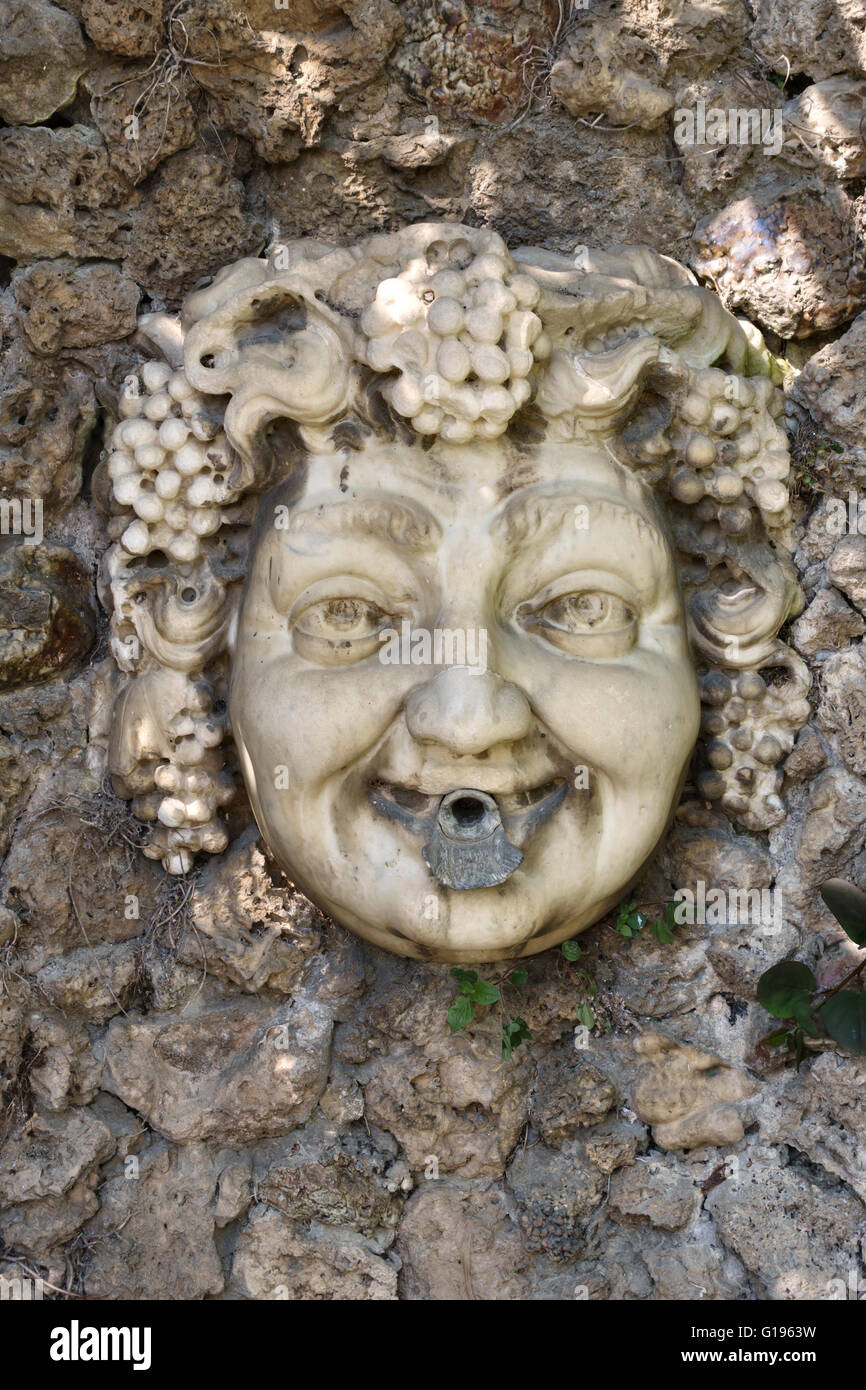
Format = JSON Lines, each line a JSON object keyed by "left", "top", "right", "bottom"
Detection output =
{"left": 369, "top": 778, "right": 568, "bottom": 890}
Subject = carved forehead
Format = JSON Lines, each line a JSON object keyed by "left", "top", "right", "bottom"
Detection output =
{"left": 260, "top": 438, "right": 667, "bottom": 552}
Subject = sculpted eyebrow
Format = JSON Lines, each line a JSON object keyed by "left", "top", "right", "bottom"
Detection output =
{"left": 287, "top": 499, "right": 441, "bottom": 549}
{"left": 493, "top": 493, "right": 667, "bottom": 553}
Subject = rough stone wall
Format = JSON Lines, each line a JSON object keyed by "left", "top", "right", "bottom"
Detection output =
{"left": 1, "top": 0, "right": 866, "bottom": 1301}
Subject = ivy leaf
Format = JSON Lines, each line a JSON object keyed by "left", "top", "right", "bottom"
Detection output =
{"left": 756, "top": 961, "right": 816, "bottom": 1020}
{"left": 820, "top": 879, "right": 866, "bottom": 946}
{"left": 447, "top": 995, "right": 474, "bottom": 1034}
{"left": 760, "top": 1026, "right": 794, "bottom": 1049}
{"left": 820, "top": 991, "right": 866, "bottom": 1055}
{"left": 576, "top": 1001, "right": 595, "bottom": 1029}
{"left": 508, "top": 968, "right": 528, "bottom": 992}
{"left": 561, "top": 940, "right": 582, "bottom": 962}
{"left": 472, "top": 980, "right": 501, "bottom": 1007}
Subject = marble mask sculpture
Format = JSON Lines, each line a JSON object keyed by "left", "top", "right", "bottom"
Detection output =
{"left": 99, "top": 223, "right": 810, "bottom": 962}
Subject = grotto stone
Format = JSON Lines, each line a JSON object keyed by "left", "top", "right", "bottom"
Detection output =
{"left": 361, "top": 1034, "right": 532, "bottom": 1179}
{"left": 705, "top": 1160, "right": 866, "bottom": 1300}
{"left": 0, "top": 544, "right": 96, "bottom": 691}
{"left": 0, "top": 0, "right": 87, "bottom": 125}
{"left": 791, "top": 310, "right": 866, "bottom": 456}
{"left": 507, "top": 1140, "right": 606, "bottom": 1262}
{"left": 13, "top": 260, "right": 140, "bottom": 356}
{"left": 816, "top": 645, "right": 866, "bottom": 775}
{"left": 791, "top": 586, "right": 866, "bottom": 658}
{"left": 608, "top": 1157, "right": 700, "bottom": 1232}
{"left": 254, "top": 1123, "right": 406, "bottom": 1237}
{"left": 530, "top": 1047, "right": 618, "bottom": 1147}
{"left": 0, "top": 1107, "right": 113, "bottom": 1206}
{"left": 101, "top": 992, "right": 334, "bottom": 1144}
{"left": 83, "top": 1141, "right": 225, "bottom": 1300}
{"left": 693, "top": 188, "right": 866, "bottom": 339}
{"left": 86, "top": 61, "right": 198, "bottom": 185}
{"left": 176, "top": 830, "right": 325, "bottom": 995}
{"left": 631, "top": 1033, "right": 758, "bottom": 1151}
{"left": 230, "top": 1203, "right": 398, "bottom": 1301}
{"left": 396, "top": 1180, "right": 532, "bottom": 1301}
{"left": 751, "top": 0, "right": 866, "bottom": 83}
{"left": 828, "top": 536, "right": 866, "bottom": 614}
{"left": 756, "top": 1052, "right": 866, "bottom": 1202}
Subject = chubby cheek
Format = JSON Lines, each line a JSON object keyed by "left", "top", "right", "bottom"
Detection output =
{"left": 498, "top": 628, "right": 700, "bottom": 787}
{"left": 231, "top": 635, "right": 418, "bottom": 788}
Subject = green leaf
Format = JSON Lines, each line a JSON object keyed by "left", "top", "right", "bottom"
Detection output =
{"left": 820, "top": 879, "right": 866, "bottom": 946}
{"left": 472, "top": 980, "right": 501, "bottom": 1007}
{"left": 756, "top": 960, "right": 816, "bottom": 1020}
{"left": 508, "top": 968, "right": 528, "bottom": 991}
{"left": 760, "top": 1027, "right": 794, "bottom": 1049}
{"left": 447, "top": 996, "right": 474, "bottom": 1033}
{"left": 794, "top": 1027, "right": 806, "bottom": 1070}
{"left": 576, "top": 1001, "right": 595, "bottom": 1029}
{"left": 789, "top": 993, "right": 822, "bottom": 1039}
{"left": 501, "top": 1016, "right": 532, "bottom": 1060}
{"left": 450, "top": 967, "right": 478, "bottom": 994}
{"left": 560, "top": 940, "right": 582, "bottom": 962}
{"left": 649, "top": 913, "right": 675, "bottom": 944}
{"left": 820, "top": 991, "right": 866, "bottom": 1055}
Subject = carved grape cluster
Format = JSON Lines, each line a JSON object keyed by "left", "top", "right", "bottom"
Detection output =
{"left": 666, "top": 366, "right": 790, "bottom": 533}
{"left": 132, "top": 679, "right": 233, "bottom": 875}
{"left": 360, "top": 240, "right": 552, "bottom": 442}
{"left": 696, "top": 661, "right": 811, "bottom": 829}
{"left": 107, "top": 360, "right": 237, "bottom": 564}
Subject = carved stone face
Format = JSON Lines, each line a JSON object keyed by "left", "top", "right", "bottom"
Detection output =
{"left": 230, "top": 436, "right": 701, "bottom": 961}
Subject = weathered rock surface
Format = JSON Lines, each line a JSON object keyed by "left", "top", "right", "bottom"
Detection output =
{"left": 0, "top": 544, "right": 96, "bottom": 690}
{"left": 792, "top": 586, "right": 866, "bottom": 658}
{"left": 0, "top": 0, "right": 865, "bottom": 1305}
{"left": 791, "top": 311, "right": 866, "bottom": 453}
{"left": 0, "top": 0, "right": 87, "bottom": 125}
{"left": 693, "top": 189, "right": 866, "bottom": 339}
{"left": 231, "top": 1203, "right": 397, "bottom": 1300}
{"left": 13, "top": 261, "right": 140, "bottom": 355}
{"left": 609, "top": 1157, "right": 700, "bottom": 1231}
{"left": 705, "top": 1161, "right": 866, "bottom": 1300}
{"left": 397, "top": 1181, "right": 532, "bottom": 1300}
{"left": 102, "top": 993, "right": 333, "bottom": 1143}
{"left": 631, "top": 1033, "right": 758, "bottom": 1150}
{"left": 83, "top": 1142, "right": 224, "bottom": 1300}
{"left": 751, "top": 0, "right": 866, "bottom": 83}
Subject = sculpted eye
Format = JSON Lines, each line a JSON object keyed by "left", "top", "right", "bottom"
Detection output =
{"left": 520, "top": 589, "right": 637, "bottom": 658}
{"left": 293, "top": 597, "right": 393, "bottom": 663}
{"left": 541, "top": 591, "right": 634, "bottom": 633}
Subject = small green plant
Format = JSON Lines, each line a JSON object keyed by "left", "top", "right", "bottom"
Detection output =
{"left": 614, "top": 898, "right": 684, "bottom": 942}
{"left": 559, "top": 939, "right": 606, "bottom": 1031}
{"left": 615, "top": 901, "right": 647, "bottom": 937}
{"left": 757, "top": 879, "right": 866, "bottom": 1065}
{"left": 447, "top": 966, "right": 532, "bottom": 1060}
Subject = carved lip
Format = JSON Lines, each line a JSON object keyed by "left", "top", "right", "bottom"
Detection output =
{"left": 369, "top": 777, "right": 568, "bottom": 847}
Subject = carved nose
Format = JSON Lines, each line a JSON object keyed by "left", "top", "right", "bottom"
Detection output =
{"left": 405, "top": 667, "right": 533, "bottom": 755}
